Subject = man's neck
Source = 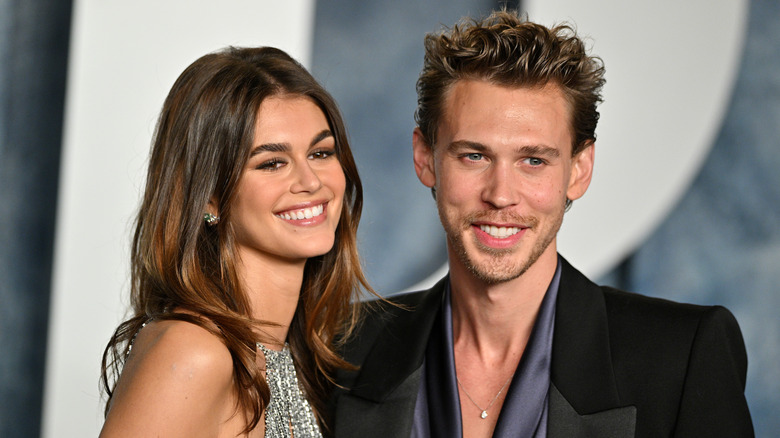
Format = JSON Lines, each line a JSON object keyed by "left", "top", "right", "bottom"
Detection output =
{"left": 449, "top": 247, "right": 558, "bottom": 364}
{"left": 448, "top": 246, "right": 558, "bottom": 438}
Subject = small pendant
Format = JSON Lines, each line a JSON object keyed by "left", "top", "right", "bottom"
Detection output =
{"left": 480, "top": 410, "right": 488, "bottom": 419}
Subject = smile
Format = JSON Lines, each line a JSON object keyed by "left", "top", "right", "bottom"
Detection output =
{"left": 275, "top": 203, "right": 325, "bottom": 221}
{"left": 479, "top": 224, "right": 521, "bottom": 239}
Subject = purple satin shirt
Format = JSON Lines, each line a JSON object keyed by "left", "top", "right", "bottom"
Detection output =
{"left": 411, "top": 260, "right": 561, "bottom": 438}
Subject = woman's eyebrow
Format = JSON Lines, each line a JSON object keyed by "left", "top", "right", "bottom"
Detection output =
{"left": 310, "top": 129, "right": 333, "bottom": 147}
{"left": 250, "top": 143, "right": 289, "bottom": 157}
{"left": 250, "top": 130, "right": 333, "bottom": 157}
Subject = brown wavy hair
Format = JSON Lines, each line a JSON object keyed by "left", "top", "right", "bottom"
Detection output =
{"left": 100, "top": 46, "right": 370, "bottom": 434}
{"left": 415, "top": 9, "right": 606, "bottom": 156}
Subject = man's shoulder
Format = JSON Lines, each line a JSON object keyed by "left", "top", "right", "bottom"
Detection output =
{"left": 377, "top": 287, "right": 436, "bottom": 313}
{"left": 359, "top": 279, "right": 446, "bottom": 331}
{"left": 602, "top": 285, "right": 705, "bottom": 313}
{"left": 557, "top": 257, "right": 743, "bottom": 360}
{"left": 558, "top": 256, "right": 735, "bottom": 331}
{"left": 589, "top": 283, "right": 746, "bottom": 393}
{"left": 563, "top": 282, "right": 751, "bottom": 436}
{"left": 600, "top": 285, "right": 739, "bottom": 333}
{"left": 334, "top": 279, "right": 446, "bottom": 400}
{"left": 343, "top": 278, "right": 446, "bottom": 360}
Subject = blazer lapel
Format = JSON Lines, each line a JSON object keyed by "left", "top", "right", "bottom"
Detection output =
{"left": 548, "top": 258, "right": 636, "bottom": 437}
{"left": 333, "top": 278, "right": 447, "bottom": 438}
{"left": 548, "top": 383, "right": 636, "bottom": 438}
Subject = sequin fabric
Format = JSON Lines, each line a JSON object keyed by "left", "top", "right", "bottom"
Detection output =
{"left": 257, "top": 343, "right": 322, "bottom": 438}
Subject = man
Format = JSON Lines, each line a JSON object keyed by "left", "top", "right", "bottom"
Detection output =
{"left": 330, "top": 10, "right": 753, "bottom": 438}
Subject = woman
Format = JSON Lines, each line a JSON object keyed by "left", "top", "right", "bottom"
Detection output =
{"left": 100, "top": 46, "right": 370, "bottom": 437}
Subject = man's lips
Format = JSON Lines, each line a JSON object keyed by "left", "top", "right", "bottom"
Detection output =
{"left": 472, "top": 220, "right": 529, "bottom": 239}
{"left": 472, "top": 223, "right": 527, "bottom": 248}
{"left": 476, "top": 223, "right": 523, "bottom": 239}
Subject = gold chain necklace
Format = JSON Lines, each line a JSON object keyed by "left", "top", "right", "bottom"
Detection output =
{"left": 456, "top": 374, "right": 514, "bottom": 419}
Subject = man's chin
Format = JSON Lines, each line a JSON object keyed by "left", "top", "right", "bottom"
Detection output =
{"left": 466, "top": 263, "right": 527, "bottom": 285}
{"left": 462, "top": 252, "right": 529, "bottom": 285}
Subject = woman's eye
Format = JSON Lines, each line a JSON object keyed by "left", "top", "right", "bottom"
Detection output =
{"left": 257, "top": 158, "right": 286, "bottom": 170}
{"left": 310, "top": 149, "right": 336, "bottom": 160}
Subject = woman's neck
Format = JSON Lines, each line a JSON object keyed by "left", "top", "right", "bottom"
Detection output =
{"left": 236, "top": 252, "right": 306, "bottom": 348}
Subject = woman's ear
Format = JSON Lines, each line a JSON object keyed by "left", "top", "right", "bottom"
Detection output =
{"left": 203, "top": 198, "right": 221, "bottom": 226}
{"left": 206, "top": 198, "right": 219, "bottom": 217}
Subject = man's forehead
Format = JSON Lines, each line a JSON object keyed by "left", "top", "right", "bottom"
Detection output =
{"left": 441, "top": 79, "right": 569, "bottom": 111}
{"left": 436, "top": 80, "right": 575, "bottom": 152}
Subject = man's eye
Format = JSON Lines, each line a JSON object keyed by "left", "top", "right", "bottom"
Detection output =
{"left": 525, "top": 157, "right": 545, "bottom": 166}
{"left": 465, "top": 153, "right": 483, "bottom": 161}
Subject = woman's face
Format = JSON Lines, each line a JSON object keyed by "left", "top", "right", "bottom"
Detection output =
{"left": 230, "top": 95, "right": 346, "bottom": 267}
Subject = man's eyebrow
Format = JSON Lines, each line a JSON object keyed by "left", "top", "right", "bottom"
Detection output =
{"left": 517, "top": 145, "right": 560, "bottom": 158}
{"left": 447, "top": 140, "right": 489, "bottom": 153}
{"left": 447, "top": 141, "right": 561, "bottom": 158}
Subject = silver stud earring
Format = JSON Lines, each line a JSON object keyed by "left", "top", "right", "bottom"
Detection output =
{"left": 204, "top": 213, "right": 220, "bottom": 226}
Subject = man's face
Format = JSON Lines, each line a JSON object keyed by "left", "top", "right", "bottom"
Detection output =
{"left": 413, "top": 80, "right": 594, "bottom": 284}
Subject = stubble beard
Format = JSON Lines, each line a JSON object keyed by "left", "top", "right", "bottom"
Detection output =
{"left": 439, "top": 206, "right": 564, "bottom": 285}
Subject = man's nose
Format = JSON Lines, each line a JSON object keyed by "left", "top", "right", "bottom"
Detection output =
{"left": 481, "top": 163, "right": 519, "bottom": 209}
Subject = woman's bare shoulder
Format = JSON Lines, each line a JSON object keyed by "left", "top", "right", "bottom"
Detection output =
{"left": 100, "top": 319, "right": 237, "bottom": 437}
{"left": 129, "top": 318, "right": 233, "bottom": 374}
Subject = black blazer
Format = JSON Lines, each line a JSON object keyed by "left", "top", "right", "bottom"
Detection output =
{"left": 329, "top": 258, "right": 753, "bottom": 437}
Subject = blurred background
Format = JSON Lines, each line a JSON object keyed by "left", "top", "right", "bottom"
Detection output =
{"left": 1, "top": 0, "right": 777, "bottom": 436}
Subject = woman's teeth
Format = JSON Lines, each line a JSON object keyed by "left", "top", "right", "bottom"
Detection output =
{"left": 276, "top": 204, "right": 324, "bottom": 220}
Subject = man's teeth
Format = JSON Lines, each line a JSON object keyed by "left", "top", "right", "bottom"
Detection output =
{"left": 276, "top": 204, "right": 324, "bottom": 220}
{"left": 479, "top": 224, "right": 520, "bottom": 238}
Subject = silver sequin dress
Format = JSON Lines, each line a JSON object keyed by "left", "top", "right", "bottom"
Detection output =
{"left": 257, "top": 343, "right": 322, "bottom": 438}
